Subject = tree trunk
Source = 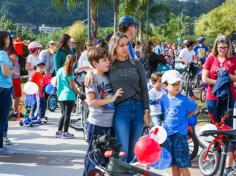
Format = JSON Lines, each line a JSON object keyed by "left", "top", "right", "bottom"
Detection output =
{"left": 90, "top": 1, "right": 98, "bottom": 41}
{"left": 114, "top": 0, "right": 119, "bottom": 33}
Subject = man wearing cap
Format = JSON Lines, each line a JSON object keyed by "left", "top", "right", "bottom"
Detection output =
{"left": 118, "top": 16, "right": 138, "bottom": 60}
{"left": 39, "top": 40, "right": 56, "bottom": 76}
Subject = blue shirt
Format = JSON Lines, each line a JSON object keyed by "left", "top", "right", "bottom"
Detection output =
{"left": 160, "top": 93, "right": 197, "bottom": 136}
{"left": 193, "top": 45, "right": 209, "bottom": 60}
{"left": 56, "top": 67, "right": 76, "bottom": 101}
{"left": 0, "top": 50, "right": 13, "bottom": 88}
{"left": 128, "top": 42, "right": 136, "bottom": 60}
{"left": 153, "top": 45, "right": 162, "bottom": 55}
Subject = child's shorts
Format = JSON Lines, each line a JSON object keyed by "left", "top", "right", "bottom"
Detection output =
{"left": 163, "top": 133, "right": 191, "bottom": 168}
{"left": 12, "top": 78, "right": 22, "bottom": 98}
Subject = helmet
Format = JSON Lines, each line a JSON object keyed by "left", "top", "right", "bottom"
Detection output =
{"left": 197, "top": 37, "right": 205, "bottom": 43}
{"left": 183, "top": 40, "right": 188, "bottom": 45}
{"left": 28, "top": 41, "right": 42, "bottom": 50}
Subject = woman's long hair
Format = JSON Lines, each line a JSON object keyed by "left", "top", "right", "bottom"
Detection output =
{"left": 7, "top": 34, "right": 17, "bottom": 55}
{"left": 63, "top": 54, "right": 75, "bottom": 76}
{"left": 57, "top": 34, "right": 71, "bottom": 52}
{"left": 212, "top": 35, "right": 233, "bottom": 58}
{"left": 0, "top": 30, "right": 9, "bottom": 50}
{"left": 108, "top": 32, "right": 129, "bottom": 63}
{"left": 141, "top": 40, "right": 153, "bottom": 57}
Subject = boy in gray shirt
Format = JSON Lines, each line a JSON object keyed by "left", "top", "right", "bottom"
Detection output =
{"left": 83, "top": 47, "right": 123, "bottom": 175}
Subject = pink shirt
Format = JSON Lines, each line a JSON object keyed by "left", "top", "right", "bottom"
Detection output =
{"left": 204, "top": 55, "right": 236, "bottom": 100}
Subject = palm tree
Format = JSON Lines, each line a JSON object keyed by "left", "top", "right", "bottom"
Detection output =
{"left": 120, "top": 0, "right": 170, "bottom": 41}
{"left": 52, "top": 0, "right": 113, "bottom": 41}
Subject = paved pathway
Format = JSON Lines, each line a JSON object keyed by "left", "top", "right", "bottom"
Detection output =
{"left": 0, "top": 109, "right": 202, "bottom": 176}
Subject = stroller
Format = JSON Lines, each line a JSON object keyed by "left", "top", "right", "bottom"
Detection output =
{"left": 19, "top": 82, "right": 47, "bottom": 127}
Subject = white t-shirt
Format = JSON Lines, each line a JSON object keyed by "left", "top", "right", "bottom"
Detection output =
{"left": 179, "top": 48, "right": 195, "bottom": 64}
{"left": 78, "top": 50, "right": 92, "bottom": 72}
{"left": 149, "top": 88, "right": 166, "bottom": 116}
{"left": 27, "top": 54, "right": 39, "bottom": 78}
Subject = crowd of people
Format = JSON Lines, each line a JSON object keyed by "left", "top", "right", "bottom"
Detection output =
{"left": 0, "top": 15, "right": 236, "bottom": 176}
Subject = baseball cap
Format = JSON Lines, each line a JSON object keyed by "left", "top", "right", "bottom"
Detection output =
{"left": 70, "top": 38, "right": 78, "bottom": 43}
{"left": 162, "top": 70, "right": 182, "bottom": 84}
{"left": 118, "top": 16, "right": 139, "bottom": 26}
{"left": 36, "top": 60, "right": 45, "bottom": 67}
{"left": 49, "top": 40, "right": 55, "bottom": 44}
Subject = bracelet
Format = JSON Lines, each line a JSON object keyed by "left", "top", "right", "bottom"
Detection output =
{"left": 144, "top": 109, "right": 151, "bottom": 113}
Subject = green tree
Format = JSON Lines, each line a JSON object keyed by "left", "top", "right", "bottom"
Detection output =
{"left": 195, "top": 0, "right": 236, "bottom": 39}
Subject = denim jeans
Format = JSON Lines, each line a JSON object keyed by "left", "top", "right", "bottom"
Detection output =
{"left": 206, "top": 99, "right": 234, "bottom": 127}
{"left": 83, "top": 122, "right": 114, "bottom": 176}
{"left": 114, "top": 99, "right": 144, "bottom": 163}
{"left": 31, "top": 97, "right": 47, "bottom": 119}
{"left": 0, "top": 87, "right": 12, "bottom": 148}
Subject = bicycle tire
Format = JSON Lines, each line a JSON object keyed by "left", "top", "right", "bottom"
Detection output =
{"left": 47, "top": 94, "right": 58, "bottom": 112}
{"left": 81, "top": 100, "right": 89, "bottom": 142}
{"left": 200, "top": 88, "right": 206, "bottom": 102}
{"left": 198, "top": 148, "right": 220, "bottom": 176}
{"left": 188, "top": 130, "right": 199, "bottom": 160}
{"left": 88, "top": 168, "right": 105, "bottom": 176}
{"left": 194, "top": 108, "right": 211, "bottom": 149}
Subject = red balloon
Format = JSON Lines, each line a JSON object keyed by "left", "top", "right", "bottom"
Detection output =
{"left": 134, "top": 136, "right": 162, "bottom": 164}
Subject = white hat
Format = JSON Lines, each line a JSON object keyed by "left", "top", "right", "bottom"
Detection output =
{"left": 49, "top": 40, "right": 55, "bottom": 44}
{"left": 162, "top": 70, "right": 182, "bottom": 84}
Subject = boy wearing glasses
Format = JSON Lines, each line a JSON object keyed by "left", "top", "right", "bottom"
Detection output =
{"left": 149, "top": 72, "right": 166, "bottom": 126}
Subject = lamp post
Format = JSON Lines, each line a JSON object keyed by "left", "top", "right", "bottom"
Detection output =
{"left": 87, "top": 0, "right": 91, "bottom": 41}
{"left": 146, "top": 0, "right": 149, "bottom": 40}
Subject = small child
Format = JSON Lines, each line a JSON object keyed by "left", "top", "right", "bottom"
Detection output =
{"left": 149, "top": 72, "right": 166, "bottom": 126}
{"left": 83, "top": 47, "right": 123, "bottom": 175}
{"left": 30, "top": 60, "right": 48, "bottom": 122}
{"left": 160, "top": 70, "right": 197, "bottom": 176}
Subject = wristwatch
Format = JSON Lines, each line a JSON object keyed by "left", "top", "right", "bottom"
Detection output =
{"left": 145, "top": 109, "right": 151, "bottom": 113}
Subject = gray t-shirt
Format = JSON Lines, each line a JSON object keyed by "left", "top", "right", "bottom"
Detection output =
{"left": 85, "top": 74, "right": 115, "bottom": 127}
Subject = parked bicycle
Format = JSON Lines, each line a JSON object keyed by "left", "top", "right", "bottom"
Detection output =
{"left": 87, "top": 134, "right": 167, "bottom": 176}
{"left": 198, "top": 109, "right": 236, "bottom": 176}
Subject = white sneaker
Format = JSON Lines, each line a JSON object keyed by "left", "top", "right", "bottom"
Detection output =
{"left": 3, "top": 137, "right": 13, "bottom": 145}
{"left": 40, "top": 117, "right": 48, "bottom": 123}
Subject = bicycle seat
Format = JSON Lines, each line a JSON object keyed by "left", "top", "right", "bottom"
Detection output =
{"left": 200, "top": 129, "right": 236, "bottom": 138}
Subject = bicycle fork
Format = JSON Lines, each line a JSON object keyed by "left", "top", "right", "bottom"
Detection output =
{"left": 218, "top": 142, "right": 229, "bottom": 176}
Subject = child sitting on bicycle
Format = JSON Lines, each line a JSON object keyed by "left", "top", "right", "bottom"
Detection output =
{"left": 149, "top": 72, "right": 166, "bottom": 126}
{"left": 30, "top": 60, "right": 49, "bottom": 123}
{"left": 160, "top": 70, "right": 197, "bottom": 176}
{"left": 83, "top": 47, "right": 123, "bottom": 175}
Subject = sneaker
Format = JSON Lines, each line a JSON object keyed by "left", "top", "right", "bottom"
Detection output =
{"left": 0, "top": 147, "right": 15, "bottom": 155}
{"left": 224, "top": 167, "right": 234, "bottom": 176}
{"left": 40, "top": 117, "right": 48, "bottom": 123}
{"left": 3, "top": 137, "right": 13, "bottom": 145}
{"left": 55, "top": 131, "right": 63, "bottom": 138}
{"left": 62, "top": 132, "right": 74, "bottom": 139}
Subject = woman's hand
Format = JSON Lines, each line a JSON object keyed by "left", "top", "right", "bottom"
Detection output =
{"left": 84, "top": 70, "right": 95, "bottom": 87}
{"left": 144, "top": 110, "right": 151, "bottom": 126}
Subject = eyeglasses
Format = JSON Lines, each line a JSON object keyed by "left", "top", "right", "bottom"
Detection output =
{"left": 217, "top": 46, "right": 228, "bottom": 50}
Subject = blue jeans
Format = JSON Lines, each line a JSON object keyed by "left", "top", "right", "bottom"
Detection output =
{"left": 114, "top": 99, "right": 144, "bottom": 163}
{"left": 0, "top": 87, "right": 12, "bottom": 148}
{"left": 206, "top": 99, "right": 234, "bottom": 127}
{"left": 83, "top": 122, "right": 114, "bottom": 176}
{"left": 31, "top": 97, "right": 46, "bottom": 119}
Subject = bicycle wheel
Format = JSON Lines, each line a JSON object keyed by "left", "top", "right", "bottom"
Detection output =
{"left": 198, "top": 148, "right": 220, "bottom": 176}
{"left": 200, "top": 88, "right": 206, "bottom": 102}
{"left": 194, "top": 108, "right": 211, "bottom": 149}
{"left": 47, "top": 94, "right": 58, "bottom": 112}
{"left": 81, "top": 100, "right": 89, "bottom": 142}
{"left": 88, "top": 168, "right": 105, "bottom": 176}
{"left": 188, "top": 130, "right": 199, "bottom": 160}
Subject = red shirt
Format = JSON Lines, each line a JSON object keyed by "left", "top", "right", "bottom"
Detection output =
{"left": 31, "top": 72, "right": 44, "bottom": 97}
{"left": 14, "top": 39, "right": 24, "bottom": 56}
{"left": 204, "top": 55, "right": 236, "bottom": 100}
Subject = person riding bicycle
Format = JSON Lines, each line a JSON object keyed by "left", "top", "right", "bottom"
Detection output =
{"left": 193, "top": 37, "right": 209, "bottom": 64}
{"left": 178, "top": 40, "right": 199, "bottom": 100}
